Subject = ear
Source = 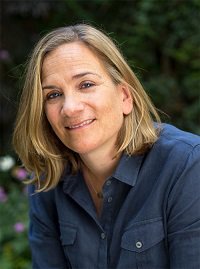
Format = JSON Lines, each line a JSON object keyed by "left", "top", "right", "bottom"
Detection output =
{"left": 118, "top": 83, "right": 133, "bottom": 115}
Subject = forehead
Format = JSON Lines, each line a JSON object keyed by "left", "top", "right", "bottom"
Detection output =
{"left": 42, "top": 42, "right": 104, "bottom": 75}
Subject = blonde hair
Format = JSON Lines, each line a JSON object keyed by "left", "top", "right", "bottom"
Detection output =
{"left": 13, "top": 24, "right": 160, "bottom": 192}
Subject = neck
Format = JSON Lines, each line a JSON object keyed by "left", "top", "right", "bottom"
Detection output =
{"left": 80, "top": 148, "right": 122, "bottom": 217}
{"left": 80, "top": 149, "right": 121, "bottom": 184}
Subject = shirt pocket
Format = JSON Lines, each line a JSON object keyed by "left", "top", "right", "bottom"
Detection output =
{"left": 59, "top": 223, "right": 77, "bottom": 268}
{"left": 118, "top": 218, "right": 169, "bottom": 269}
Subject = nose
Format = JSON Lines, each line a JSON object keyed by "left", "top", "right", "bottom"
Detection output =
{"left": 61, "top": 94, "right": 84, "bottom": 117}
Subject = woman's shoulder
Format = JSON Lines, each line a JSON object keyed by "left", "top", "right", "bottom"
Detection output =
{"left": 157, "top": 123, "right": 200, "bottom": 150}
{"left": 28, "top": 183, "right": 56, "bottom": 207}
{"left": 150, "top": 123, "right": 200, "bottom": 170}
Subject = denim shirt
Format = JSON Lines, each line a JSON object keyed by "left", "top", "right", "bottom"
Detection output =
{"left": 29, "top": 124, "right": 200, "bottom": 269}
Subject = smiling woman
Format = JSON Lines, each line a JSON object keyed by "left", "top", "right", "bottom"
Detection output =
{"left": 12, "top": 24, "right": 200, "bottom": 269}
{"left": 13, "top": 24, "right": 160, "bottom": 192}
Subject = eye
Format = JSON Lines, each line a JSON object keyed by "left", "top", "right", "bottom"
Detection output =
{"left": 46, "top": 92, "right": 62, "bottom": 100}
{"left": 80, "top": 81, "right": 95, "bottom": 89}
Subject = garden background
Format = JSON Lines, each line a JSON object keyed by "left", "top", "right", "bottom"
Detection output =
{"left": 0, "top": 0, "right": 200, "bottom": 268}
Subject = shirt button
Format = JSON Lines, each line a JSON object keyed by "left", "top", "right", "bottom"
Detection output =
{"left": 106, "top": 180, "right": 112, "bottom": 186}
{"left": 107, "top": 196, "right": 113, "bottom": 203}
{"left": 101, "top": 233, "right": 106, "bottom": 240}
{"left": 136, "top": 241, "right": 143, "bottom": 249}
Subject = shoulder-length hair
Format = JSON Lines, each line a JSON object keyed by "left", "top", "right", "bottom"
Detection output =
{"left": 13, "top": 23, "right": 160, "bottom": 192}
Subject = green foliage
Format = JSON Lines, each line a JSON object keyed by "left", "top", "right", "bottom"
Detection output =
{"left": 0, "top": 164, "right": 31, "bottom": 269}
{"left": 1, "top": 0, "right": 199, "bottom": 149}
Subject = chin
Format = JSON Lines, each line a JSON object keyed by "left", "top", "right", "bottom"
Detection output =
{"left": 65, "top": 142, "right": 99, "bottom": 155}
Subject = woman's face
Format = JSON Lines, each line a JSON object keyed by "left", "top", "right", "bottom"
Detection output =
{"left": 42, "top": 42, "right": 132, "bottom": 157}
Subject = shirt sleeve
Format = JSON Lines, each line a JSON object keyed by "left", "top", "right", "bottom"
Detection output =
{"left": 167, "top": 144, "right": 200, "bottom": 268}
{"left": 28, "top": 185, "right": 70, "bottom": 269}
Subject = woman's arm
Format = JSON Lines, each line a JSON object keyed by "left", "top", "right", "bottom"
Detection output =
{"left": 167, "top": 145, "right": 200, "bottom": 268}
{"left": 28, "top": 185, "right": 70, "bottom": 269}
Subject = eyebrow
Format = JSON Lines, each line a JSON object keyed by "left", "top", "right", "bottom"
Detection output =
{"left": 42, "top": 85, "right": 61, "bottom": 91}
{"left": 42, "top": 72, "right": 101, "bottom": 90}
{"left": 71, "top": 72, "right": 102, "bottom": 79}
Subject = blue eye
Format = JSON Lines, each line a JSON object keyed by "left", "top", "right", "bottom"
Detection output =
{"left": 46, "top": 92, "right": 62, "bottom": 100}
{"left": 81, "top": 82, "right": 94, "bottom": 89}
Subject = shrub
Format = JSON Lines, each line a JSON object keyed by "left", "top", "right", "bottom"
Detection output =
{"left": 0, "top": 156, "right": 31, "bottom": 269}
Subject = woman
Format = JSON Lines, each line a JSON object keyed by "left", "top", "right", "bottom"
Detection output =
{"left": 13, "top": 24, "right": 200, "bottom": 269}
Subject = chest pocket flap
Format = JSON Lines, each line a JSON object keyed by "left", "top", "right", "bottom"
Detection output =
{"left": 121, "top": 218, "right": 165, "bottom": 253}
{"left": 60, "top": 223, "right": 77, "bottom": 246}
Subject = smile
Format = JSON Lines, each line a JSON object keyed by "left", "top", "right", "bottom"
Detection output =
{"left": 67, "top": 119, "right": 95, "bottom": 129}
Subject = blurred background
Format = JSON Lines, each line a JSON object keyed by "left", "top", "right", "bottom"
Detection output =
{"left": 0, "top": 0, "right": 200, "bottom": 268}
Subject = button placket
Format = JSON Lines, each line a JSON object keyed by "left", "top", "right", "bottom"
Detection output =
{"left": 101, "top": 232, "right": 106, "bottom": 240}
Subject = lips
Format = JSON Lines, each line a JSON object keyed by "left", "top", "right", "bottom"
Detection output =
{"left": 66, "top": 119, "right": 95, "bottom": 129}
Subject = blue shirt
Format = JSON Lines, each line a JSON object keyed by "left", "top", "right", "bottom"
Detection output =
{"left": 29, "top": 124, "right": 200, "bottom": 269}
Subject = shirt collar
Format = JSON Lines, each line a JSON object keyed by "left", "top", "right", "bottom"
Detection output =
{"left": 112, "top": 153, "right": 144, "bottom": 186}
{"left": 62, "top": 153, "right": 145, "bottom": 193}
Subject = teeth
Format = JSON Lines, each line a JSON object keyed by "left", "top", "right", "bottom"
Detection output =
{"left": 68, "top": 119, "right": 93, "bottom": 129}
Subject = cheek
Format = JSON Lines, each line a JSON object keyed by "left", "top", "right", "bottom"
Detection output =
{"left": 44, "top": 106, "right": 58, "bottom": 127}
{"left": 103, "top": 101, "right": 124, "bottom": 128}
